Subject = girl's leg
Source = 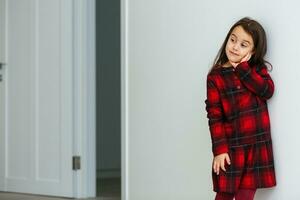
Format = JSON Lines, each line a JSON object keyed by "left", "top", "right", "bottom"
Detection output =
{"left": 215, "top": 192, "right": 234, "bottom": 200}
{"left": 234, "top": 189, "right": 256, "bottom": 200}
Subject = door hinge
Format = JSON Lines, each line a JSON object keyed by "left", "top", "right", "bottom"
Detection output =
{"left": 73, "top": 156, "right": 81, "bottom": 170}
{"left": 0, "top": 62, "right": 5, "bottom": 70}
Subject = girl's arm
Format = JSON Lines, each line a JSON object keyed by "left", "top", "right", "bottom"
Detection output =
{"left": 234, "top": 61, "right": 275, "bottom": 100}
{"left": 205, "top": 75, "right": 228, "bottom": 156}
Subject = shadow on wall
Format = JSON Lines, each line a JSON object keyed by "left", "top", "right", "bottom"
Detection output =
{"left": 255, "top": 188, "right": 276, "bottom": 199}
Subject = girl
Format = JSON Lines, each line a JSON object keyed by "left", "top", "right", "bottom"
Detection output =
{"left": 205, "top": 17, "right": 276, "bottom": 200}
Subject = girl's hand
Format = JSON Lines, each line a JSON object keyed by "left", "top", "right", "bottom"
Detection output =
{"left": 230, "top": 52, "right": 252, "bottom": 68}
{"left": 213, "top": 153, "right": 231, "bottom": 175}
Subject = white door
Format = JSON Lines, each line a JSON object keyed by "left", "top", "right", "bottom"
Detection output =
{"left": 0, "top": 0, "right": 73, "bottom": 197}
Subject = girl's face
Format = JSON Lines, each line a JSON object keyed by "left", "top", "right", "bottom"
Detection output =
{"left": 225, "top": 25, "right": 254, "bottom": 63}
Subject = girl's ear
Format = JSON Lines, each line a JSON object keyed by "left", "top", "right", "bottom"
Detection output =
{"left": 250, "top": 47, "right": 255, "bottom": 56}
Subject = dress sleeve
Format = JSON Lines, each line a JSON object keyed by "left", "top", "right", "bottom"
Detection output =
{"left": 205, "top": 74, "right": 228, "bottom": 156}
{"left": 234, "top": 61, "right": 275, "bottom": 100}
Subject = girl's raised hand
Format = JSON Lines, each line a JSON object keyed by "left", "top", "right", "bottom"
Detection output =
{"left": 213, "top": 153, "right": 231, "bottom": 175}
{"left": 240, "top": 52, "right": 252, "bottom": 63}
{"left": 230, "top": 52, "right": 252, "bottom": 68}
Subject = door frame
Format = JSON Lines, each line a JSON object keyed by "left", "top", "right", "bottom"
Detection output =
{"left": 73, "top": 0, "right": 129, "bottom": 199}
{"left": 121, "top": 0, "right": 129, "bottom": 200}
{"left": 73, "top": 0, "right": 96, "bottom": 198}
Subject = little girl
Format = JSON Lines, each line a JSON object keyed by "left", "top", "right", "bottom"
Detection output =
{"left": 205, "top": 17, "right": 276, "bottom": 200}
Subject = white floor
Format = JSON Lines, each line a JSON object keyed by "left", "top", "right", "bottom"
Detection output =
{"left": 0, "top": 177, "right": 121, "bottom": 200}
{"left": 0, "top": 192, "right": 120, "bottom": 200}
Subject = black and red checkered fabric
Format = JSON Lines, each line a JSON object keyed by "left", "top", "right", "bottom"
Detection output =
{"left": 205, "top": 61, "right": 276, "bottom": 193}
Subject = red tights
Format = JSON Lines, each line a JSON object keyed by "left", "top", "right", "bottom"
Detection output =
{"left": 215, "top": 189, "right": 256, "bottom": 200}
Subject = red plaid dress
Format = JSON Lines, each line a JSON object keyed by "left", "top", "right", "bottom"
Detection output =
{"left": 205, "top": 61, "right": 276, "bottom": 193}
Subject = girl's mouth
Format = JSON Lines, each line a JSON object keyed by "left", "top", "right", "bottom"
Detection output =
{"left": 229, "top": 51, "right": 239, "bottom": 56}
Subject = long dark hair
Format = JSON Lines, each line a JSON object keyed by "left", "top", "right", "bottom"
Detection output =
{"left": 210, "top": 17, "right": 272, "bottom": 73}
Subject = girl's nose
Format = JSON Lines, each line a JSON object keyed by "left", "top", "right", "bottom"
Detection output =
{"left": 233, "top": 43, "right": 239, "bottom": 51}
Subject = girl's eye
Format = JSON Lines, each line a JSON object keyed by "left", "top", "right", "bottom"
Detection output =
{"left": 241, "top": 43, "right": 248, "bottom": 47}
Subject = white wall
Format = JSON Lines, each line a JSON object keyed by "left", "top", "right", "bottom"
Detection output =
{"left": 126, "top": 0, "right": 298, "bottom": 199}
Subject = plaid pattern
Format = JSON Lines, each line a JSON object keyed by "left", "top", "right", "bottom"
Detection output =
{"left": 205, "top": 61, "right": 276, "bottom": 193}
{"left": 212, "top": 140, "right": 276, "bottom": 193}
